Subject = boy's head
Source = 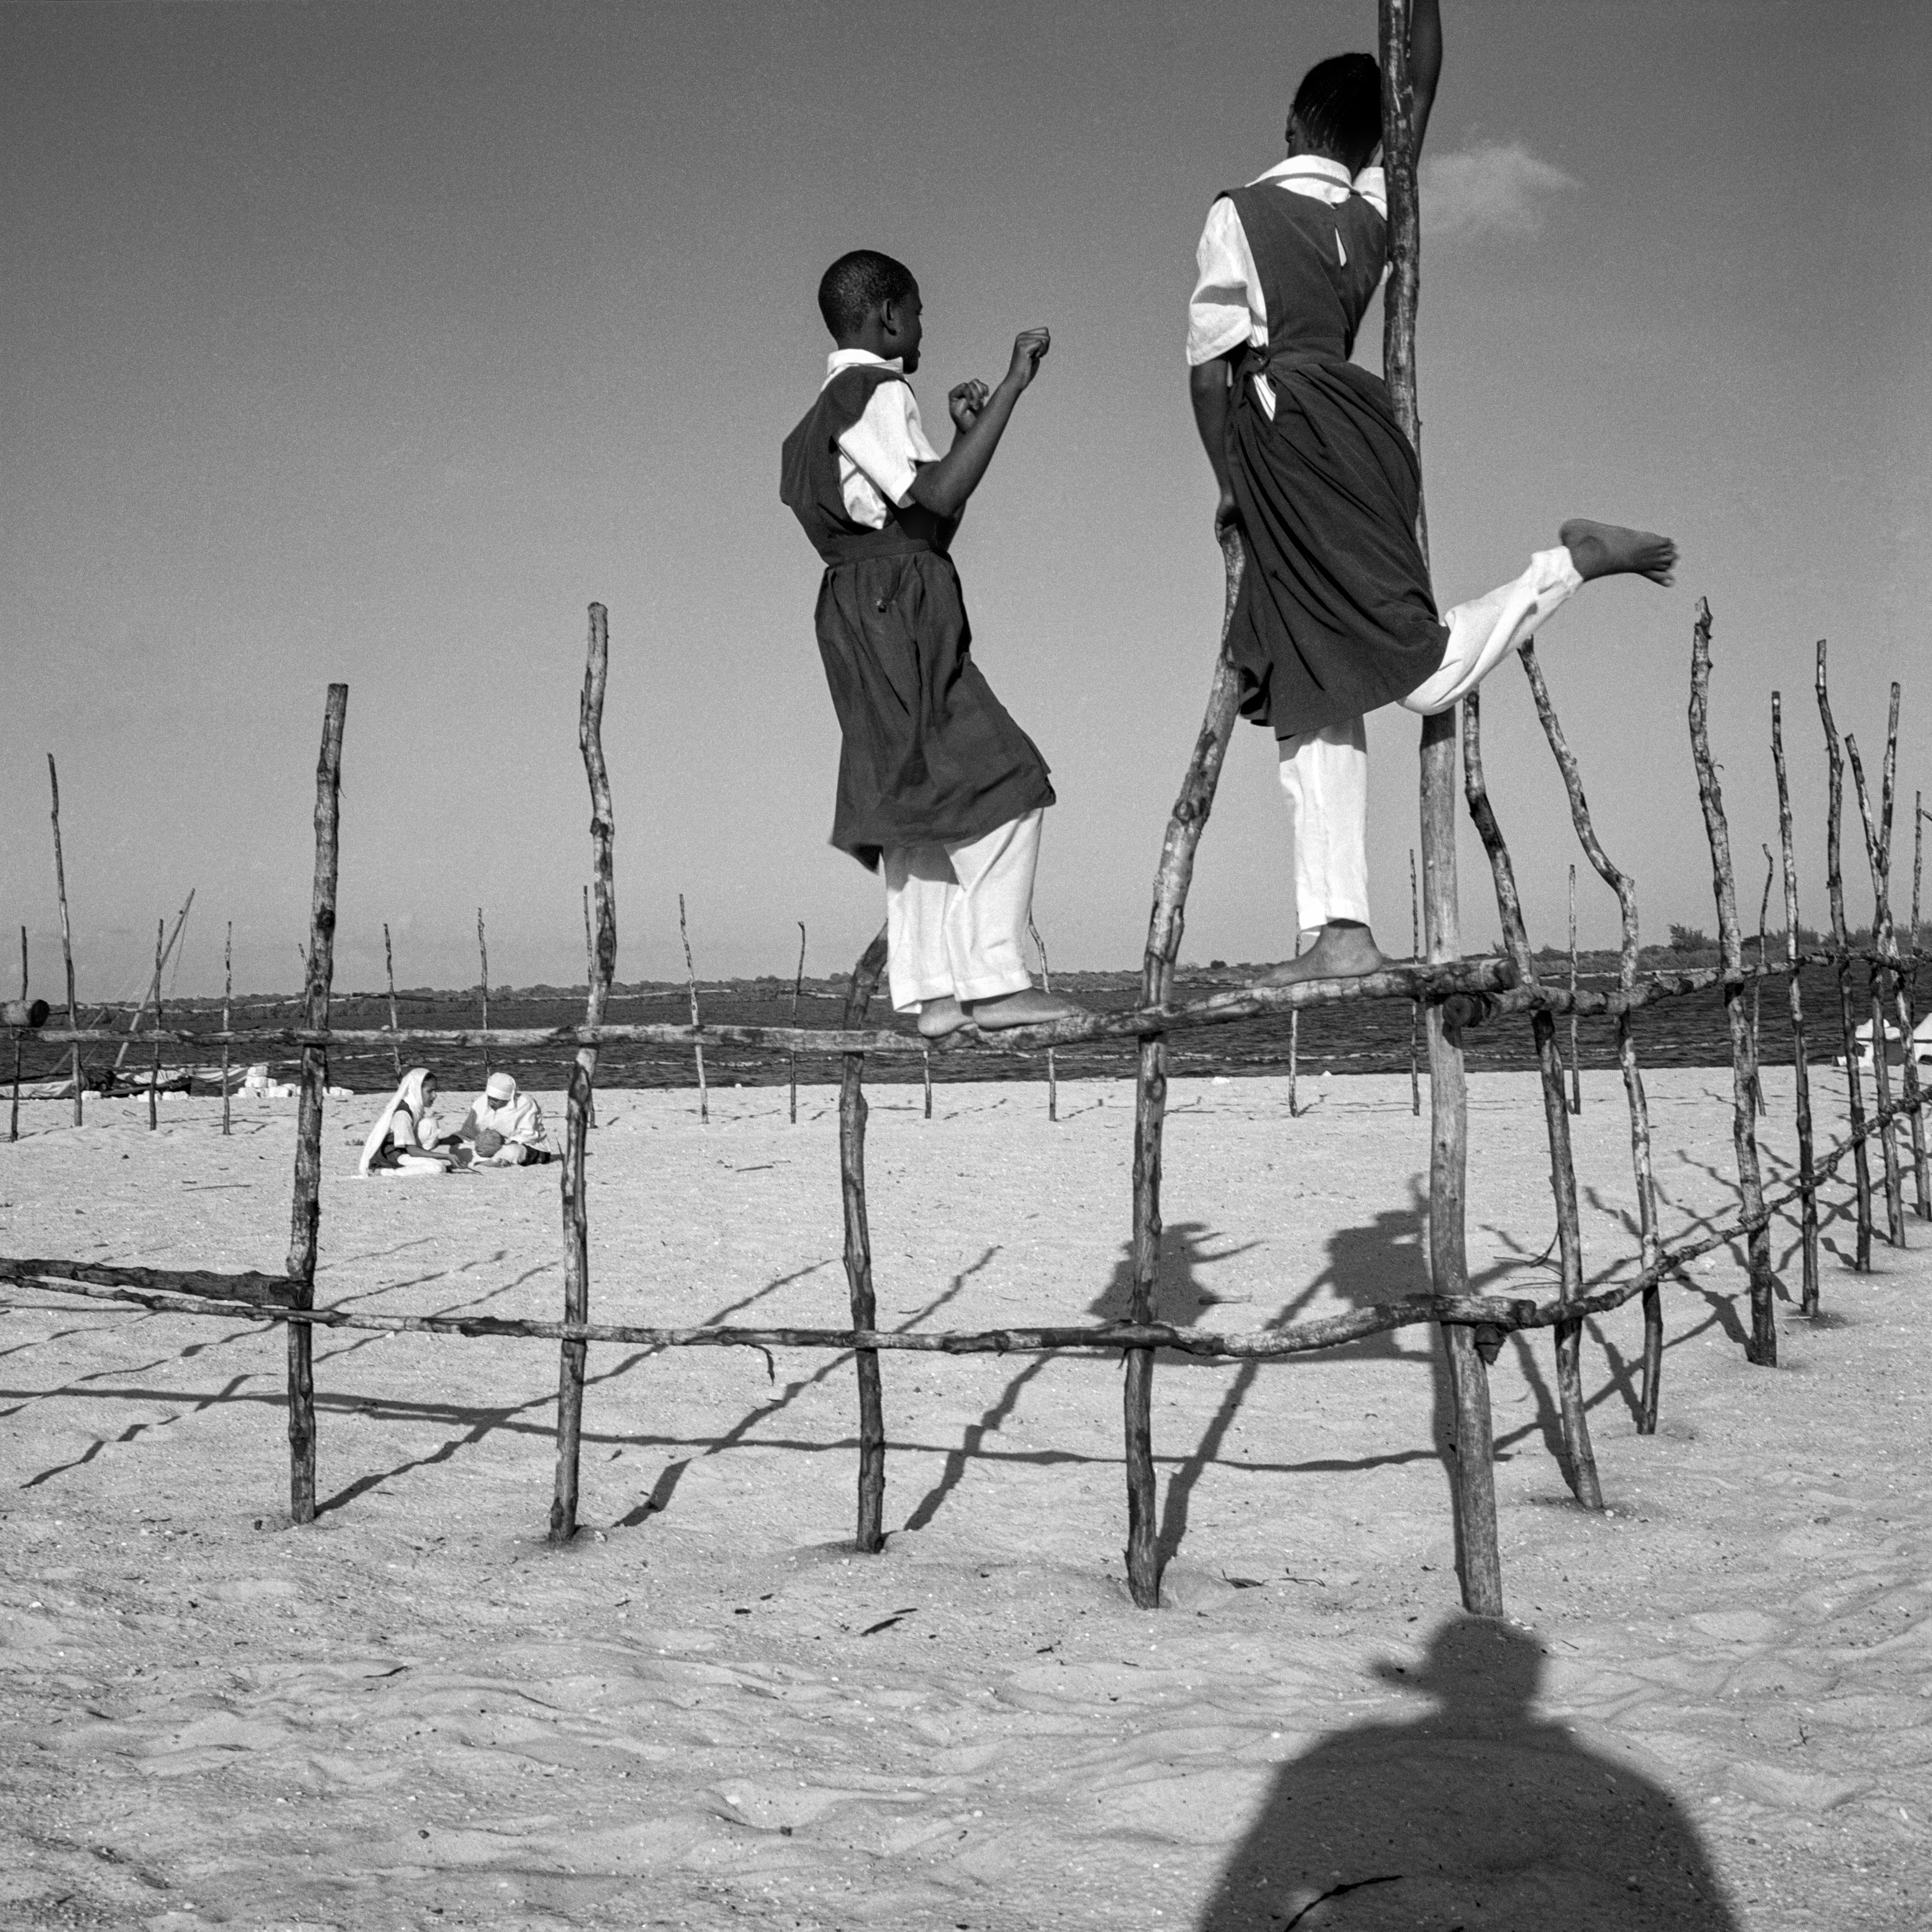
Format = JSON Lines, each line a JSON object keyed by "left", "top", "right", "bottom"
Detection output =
{"left": 817, "top": 250, "right": 923, "bottom": 371}
{"left": 1286, "top": 52, "right": 1382, "bottom": 176}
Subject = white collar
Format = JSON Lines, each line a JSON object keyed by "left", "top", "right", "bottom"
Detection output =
{"left": 1249, "top": 154, "right": 1360, "bottom": 190}
{"left": 822, "top": 347, "right": 906, "bottom": 389}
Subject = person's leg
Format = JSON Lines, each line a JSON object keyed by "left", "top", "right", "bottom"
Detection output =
{"left": 1264, "top": 718, "right": 1390, "bottom": 984}
{"left": 942, "top": 810, "right": 1084, "bottom": 1030}
{"left": 882, "top": 842, "right": 973, "bottom": 1037}
{"left": 1400, "top": 521, "right": 1677, "bottom": 717}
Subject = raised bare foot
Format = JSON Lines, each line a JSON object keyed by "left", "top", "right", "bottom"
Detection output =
{"left": 918, "top": 996, "right": 973, "bottom": 1039}
{"left": 1260, "top": 923, "right": 1392, "bottom": 985}
{"left": 965, "top": 986, "right": 1088, "bottom": 1031}
{"left": 1559, "top": 518, "right": 1677, "bottom": 586}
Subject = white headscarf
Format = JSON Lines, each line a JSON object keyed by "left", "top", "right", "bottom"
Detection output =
{"left": 468, "top": 1073, "right": 545, "bottom": 1151}
{"left": 358, "top": 1067, "right": 434, "bottom": 1177}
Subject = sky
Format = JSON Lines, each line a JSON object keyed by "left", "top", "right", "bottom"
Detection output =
{"left": 4, "top": 0, "right": 1928, "bottom": 1002}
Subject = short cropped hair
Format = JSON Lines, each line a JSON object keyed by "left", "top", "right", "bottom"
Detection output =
{"left": 1289, "top": 52, "right": 1383, "bottom": 173}
{"left": 817, "top": 250, "right": 918, "bottom": 339}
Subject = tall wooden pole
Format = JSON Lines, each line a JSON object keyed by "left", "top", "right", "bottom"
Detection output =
{"left": 10, "top": 926, "right": 25, "bottom": 1142}
{"left": 47, "top": 755, "right": 82, "bottom": 1125}
{"left": 147, "top": 918, "right": 164, "bottom": 1130}
{"left": 1408, "top": 848, "right": 1422, "bottom": 1114}
{"left": 551, "top": 606, "right": 616, "bottom": 1544}
{"left": 114, "top": 889, "right": 194, "bottom": 1076}
{"left": 1029, "top": 915, "right": 1059, "bottom": 1122}
{"left": 1381, "top": 0, "right": 1501, "bottom": 1616}
{"left": 477, "top": 907, "right": 491, "bottom": 1081}
{"left": 1690, "top": 606, "right": 1776, "bottom": 1365}
{"left": 221, "top": 923, "right": 233, "bottom": 1138}
{"left": 789, "top": 920, "right": 807, "bottom": 1125}
{"left": 1817, "top": 643, "right": 1874, "bottom": 1267}
{"left": 679, "top": 893, "right": 709, "bottom": 1123}
{"left": 1567, "top": 864, "right": 1582, "bottom": 1114}
{"left": 1129, "top": 526, "right": 1245, "bottom": 1609}
{"left": 839, "top": 928, "right": 891, "bottom": 1552}
{"left": 1771, "top": 695, "right": 1819, "bottom": 1315}
{"left": 382, "top": 922, "right": 401, "bottom": 1076}
{"left": 286, "top": 683, "right": 348, "bottom": 1523}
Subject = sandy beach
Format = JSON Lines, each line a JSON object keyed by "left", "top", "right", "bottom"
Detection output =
{"left": 2, "top": 1067, "right": 1928, "bottom": 1930}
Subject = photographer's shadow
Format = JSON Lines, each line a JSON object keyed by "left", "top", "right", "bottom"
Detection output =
{"left": 1198, "top": 1618, "right": 1736, "bottom": 1930}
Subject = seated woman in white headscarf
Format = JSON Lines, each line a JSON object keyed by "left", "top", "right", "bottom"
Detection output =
{"left": 457, "top": 1071, "right": 552, "bottom": 1167}
{"left": 358, "top": 1067, "right": 457, "bottom": 1176}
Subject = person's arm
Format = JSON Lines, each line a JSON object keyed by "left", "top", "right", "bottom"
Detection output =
{"left": 1189, "top": 355, "right": 1239, "bottom": 534}
{"left": 907, "top": 329, "right": 1050, "bottom": 519}
{"left": 1409, "top": 0, "right": 1442, "bottom": 156}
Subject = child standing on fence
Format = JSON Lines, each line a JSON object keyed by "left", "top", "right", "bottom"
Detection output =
{"left": 782, "top": 250, "right": 1082, "bottom": 1036}
{"left": 1187, "top": 0, "right": 1677, "bottom": 983}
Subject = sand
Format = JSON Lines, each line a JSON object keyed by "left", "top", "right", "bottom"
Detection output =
{"left": 1, "top": 1067, "right": 1928, "bottom": 1930}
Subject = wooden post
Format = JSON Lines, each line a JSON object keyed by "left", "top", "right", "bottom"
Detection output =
{"left": 1751, "top": 846, "right": 1774, "bottom": 1117}
{"left": 1463, "top": 693, "right": 1602, "bottom": 1507}
{"left": 550, "top": 605, "right": 616, "bottom": 1545}
{"left": 1287, "top": 945, "right": 1301, "bottom": 1119}
{"left": 840, "top": 927, "right": 890, "bottom": 1552}
{"left": 1817, "top": 643, "right": 1874, "bottom": 1268}
{"left": 1771, "top": 695, "right": 1819, "bottom": 1315}
{"left": 1914, "top": 795, "right": 1928, "bottom": 1216}
{"left": 382, "top": 922, "right": 401, "bottom": 1077}
{"left": 221, "top": 923, "right": 233, "bottom": 1138}
{"left": 1029, "top": 915, "right": 1058, "bottom": 1122}
{"left": 1567, "top": 864, "right": 1582, "bottom": 1114}
{"left": 1381, "top": 0, "right": 1502, "bottom": 1614}
{"left": 477, "top": 907, "right": 491, "bottom": 1081}
{"left": 1847, "top": 721, "right": 1924, "bottom": 1235}
{"left": 114, "top": 890, "right": 194, "bottom": 1078}
{"left": 789, "top": 920, "right": 806, "bottom": 1124}
{"left": 1408, "top": 847, "right": 1422, "bottom": 1115}
{"left": 1689, "top": 605, "right": 1776, "bottom": 1366}
{"left": 10, "top": 926, "right": 24, "bottom": 1142}
{"left": 921, "top": 1042, "right": 933, "bottom": 1120}
{"left": 1130, "top": 527, "right": 1246, "bottom": 1610}
{"left": 679, "top": 893, "right": 708, "bottom": 1123}
{"left": 1880, "top": 696, "right": 1927, "bottom": 1220}
{"left": 147, "top": 918, "right": 164, "bottom": 1130}
{"left": 47, "top": 755, "right": 82, "bottom": 1125}
{"left": 286, "top": 683, "right": 347, "bottom": 1524}
{"left": 1518, "top": 641, "right": 1662, "bottom": 1426}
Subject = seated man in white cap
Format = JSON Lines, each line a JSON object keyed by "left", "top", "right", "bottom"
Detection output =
{"left": 457, "top": 1072, "right": 553, "bottom": 1167}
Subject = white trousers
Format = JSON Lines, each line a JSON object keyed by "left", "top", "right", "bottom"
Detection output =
{"left": 1279, "top": 547, "right": 1583, "bottom": 931}
{"left": 882, "top": 809, "right": 1042, "bottom": 1013}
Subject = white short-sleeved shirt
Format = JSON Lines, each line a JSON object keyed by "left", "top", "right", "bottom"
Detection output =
{"left": 821, "top": 348, "right": 943, "bottom": 529}
{"left": 1186, "top": 155, "right": 1389, "bottom": 369}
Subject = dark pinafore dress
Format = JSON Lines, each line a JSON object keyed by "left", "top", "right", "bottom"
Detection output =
{"left": 780, "top": 365, "right": 1054, "bottom": 870}
{"left": 1220, "top": 181, "right": 1450, "bottom": 739}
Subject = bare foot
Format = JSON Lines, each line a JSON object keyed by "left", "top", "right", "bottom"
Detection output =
{"left": 1560, "top": 518, "right": 1677, "bottom": 586}
{"left": 965, "top": 986, "right": 1088, "bottom": 1031}
{"left": 918, "top": 996, "right": 974, "bottom": 1039}
{"left": 1260, "top": 923, "right": 1392, "bottom": 985}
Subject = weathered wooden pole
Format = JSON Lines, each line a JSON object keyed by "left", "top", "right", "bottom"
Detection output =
{"left": 477, "top": 907, "right": 492, "bottom": 1081}
{"left": 1130, "top": 526, "right": 1245, "bottom": 1609}
{"left": 1567, "top": 864, "right": 1582, "bottom": 1114}
{"left": 286, "top": 683, "right": 348, "bottom": 1524}
{"left": 1689, "top": 605, "right": 1776, "bottom": 1365}
{"left": 789, "top": 920, "right": 806, "bottom": 1124}
{"left": 1750, "top": 845, "right": 1774, "bottom": 1117}
{"left": 1382, "top": 0, "right": 1502, "bottom": 1613}
{"left": 10, "top": 926, "right": 25, "bottom": 1142}
{"left": 1463, "top": 692, "right": 1602, "bottom": 1507}
{"left": 1879, "top": 696, "right": 1927, "bottom": 1220}
{"left": 382, "top": 921, "right": 401, "bottom": 1077}
{"left": 679, "top": 893, "right": 709, "bottom": 1123}
{"left": 1518, "top": 641, "right": 1662, "bottom": 1426}
{"left": 550, "top": 604, "right": 616, "bottom": 1545}
{"left": 47, "top": 755, "right": 82, "bottom": 1125}
{"left": 221, "top": 923, "right": 233, "bottom": 1138}
{"left": 147, "top": 918, "right": 164, "bottom": 1130}
{"left": 1771, "top": 695, "right": 1819, "bottom": 1315}
{"left": 1817, "top": 642, "right": 1873, "bottom": 1268}
{"left": 839, "top": 928, "right": 891, "bottom": 1553}
{"left": 1844, "top": 732, "right": 1901, "bottom": 1245}
{"left": 1847, "top": 719, "right": 1925, "bottom": 1231}
{"left": 114, "top": 889, "right": 194, "bottom": 1077}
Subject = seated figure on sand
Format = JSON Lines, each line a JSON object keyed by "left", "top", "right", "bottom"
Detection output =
{"left": 357, "top": 1067, "right": 457, "bottom": 1175}
{"left": 1185, "top": 0, "right": 1676, "bottom": 982}
{"left": 457, "top": 1072, "right": 553, "bottom": 1167}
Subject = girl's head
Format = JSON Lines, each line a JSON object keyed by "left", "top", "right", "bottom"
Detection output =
{"left": 816, "top": 250, "right": 923, "bottom": 371}
{"left": 1286, "top": 52, "right": 1382, "bottom": 175}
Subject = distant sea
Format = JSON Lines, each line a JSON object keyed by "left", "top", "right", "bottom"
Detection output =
{"left": 24, "top": 956, "right": 1901, "bottom": 1096}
